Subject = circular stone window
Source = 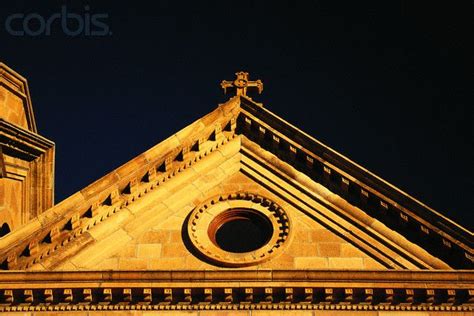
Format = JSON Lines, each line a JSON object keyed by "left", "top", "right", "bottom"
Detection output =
{"left": 187, "top": 192, "right": 290, "bottom": 267}
{"left": 209, "top": 208, "right": 274, "bottom": 253}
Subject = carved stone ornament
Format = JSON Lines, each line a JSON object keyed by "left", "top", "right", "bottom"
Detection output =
{"left": 187, "top": 192, "right": 290, "bottom": 267}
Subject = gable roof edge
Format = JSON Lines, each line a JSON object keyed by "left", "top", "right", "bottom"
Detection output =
{"left": 0, "top": 96, "right": 242, "bottom": 269}
{"left": 238, "top": 96, "right": 472, "bottom": 245}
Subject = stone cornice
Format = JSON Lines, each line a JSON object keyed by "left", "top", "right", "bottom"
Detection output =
{"left": 0, "top": 97, "right": 240, "bottom": 270}
{"left": 0, "top": 269, "right": 472, "bottom": 283}
{"left": 0, "top": 94, "right": 472, "bottom": 272}
{"left": 237, "top": 96, "right": 473, "bottom": 269}
{"left": 239, "top": 96, "right": 472, "bottom": 242}
{"left": 0, "top": 119, "right": 54, "bottom": 161}
{"left": 239, "top": 140, "right": 445, "bottom": 270}
{"left": 0, "top": 270, "right": 472, "bottom": 312}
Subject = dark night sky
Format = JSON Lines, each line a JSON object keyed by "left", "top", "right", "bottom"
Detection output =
{"left": 1, "top": 1, "right": 472, "bottom": 229}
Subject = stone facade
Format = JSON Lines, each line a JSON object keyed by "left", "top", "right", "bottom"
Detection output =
{"left": 0, "top": 68, "right": 472, "bottom": 314}
{"left": 0, "top": 63, "right": 54, "bottom": 236}
{"left": 48, "top": 170, "right": 385, "bottom": 271}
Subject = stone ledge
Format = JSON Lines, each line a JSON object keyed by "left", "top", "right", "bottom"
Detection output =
{"left": 0, "top": 270, "right": 472, "bottom": 312}
{"left": 0, "top": 270, "right": 472, "bottom": 284}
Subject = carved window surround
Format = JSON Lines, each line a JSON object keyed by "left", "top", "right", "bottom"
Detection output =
{"left": 187, "top": 192, "right": 290, "bottom": 267}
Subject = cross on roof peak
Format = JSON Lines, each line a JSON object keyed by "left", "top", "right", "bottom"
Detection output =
{"left": 221, "top": 71, "right": 263, "bottom": 97}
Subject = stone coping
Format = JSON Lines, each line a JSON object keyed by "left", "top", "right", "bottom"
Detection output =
{"left": 240, "top": 96, "right": 473, "bottom": 244}
{"left": 238, "top": 97, "right": 472, "bottom": 269}
{"left": 0, "top": 96, "right": 240, "bottom": 269}
{"left": 0, "top": 270, "right": 472, "bottom": 284}
{"left": 0, "top": 119, "right": 54, "bottom": 159}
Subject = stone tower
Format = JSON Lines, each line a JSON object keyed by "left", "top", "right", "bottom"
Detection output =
{"left": 0, "top": 63, "right": 54, "bottom": 236}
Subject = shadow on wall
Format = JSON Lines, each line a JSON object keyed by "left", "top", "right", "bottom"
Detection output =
{"left": 0, "top": 223, "right": 10, "bottom": 237}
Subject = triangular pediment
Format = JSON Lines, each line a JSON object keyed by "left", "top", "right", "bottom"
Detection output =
{"left": 48, "top": 169, "right": 390, "bottom": 271}
{"left": 0, "top": 95, "right": 472, "bottom": 272}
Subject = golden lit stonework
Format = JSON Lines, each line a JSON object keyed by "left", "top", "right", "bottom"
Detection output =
{"left": 0, "top": 64, "right": 472, "bottom": 314}
{"left": 187, "top": 192, "right": 290, "bottom": 267}
{"left": 220, "top": 71, "right": 263, "bottom": 97}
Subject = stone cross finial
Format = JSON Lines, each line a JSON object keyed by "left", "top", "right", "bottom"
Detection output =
{"left": 221, "top": 72, "right": 263, "bottom": 97}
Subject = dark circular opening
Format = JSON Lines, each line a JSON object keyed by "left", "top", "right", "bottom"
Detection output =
{"left": 209, "top": 209, "right": 273, "bottom": 253}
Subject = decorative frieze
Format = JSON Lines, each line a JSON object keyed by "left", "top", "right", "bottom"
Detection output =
{"left": 0, "top": 287, "right": 466, "bottom": 312}
{"left": 211, "top": 124, "right": 223, "bottom": 141}
{"left": 142, "top": 288, "right": 152, "bottom": 304}
{"left": 27, "top": 240, "right": 39, "bottom": 257}
{"left": 225, "top": 117, "right": 237, "bottom": 132}
{"left": 123, "top": 177, "right": 138, "bottom": 194}
{"left": 177, "top": 145, "right": 190, "bottom": 161}
{"left": 44, "top": 289, "right": 53, "bottom": 304}
{"left": 123, "top": 288, "right": 132, "bottom": 303}
{"left": 63, "top": 289, "right": 73, "bottom": 303}
{"left": 1, "top": 284, "right": 470, "bottom": 312}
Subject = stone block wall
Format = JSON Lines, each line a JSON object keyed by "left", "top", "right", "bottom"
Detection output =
{"left": 45, "top": 138, "right": 385, "bottom": 271}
